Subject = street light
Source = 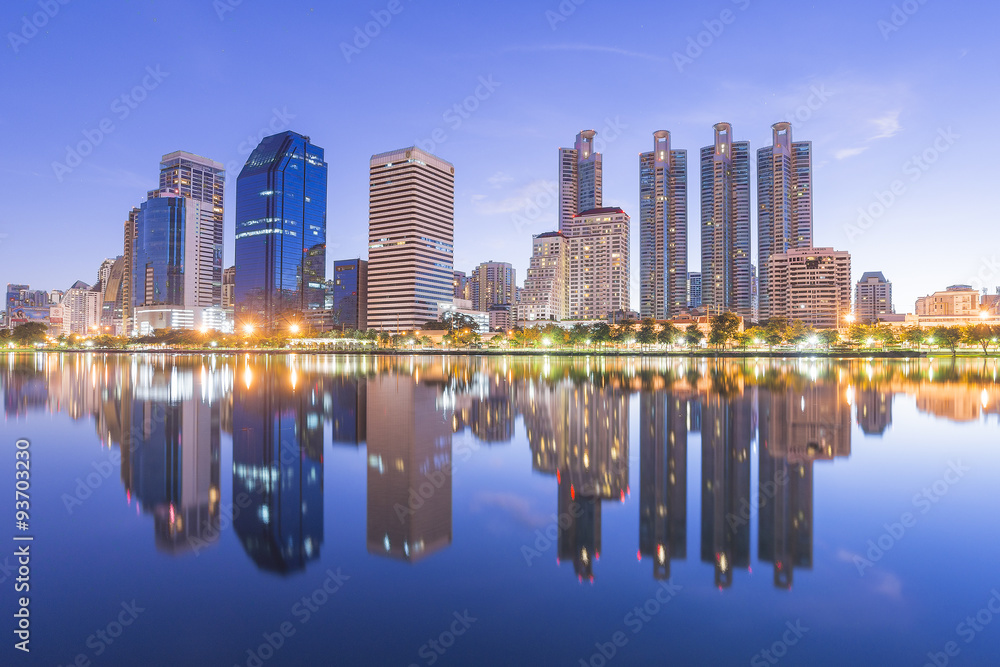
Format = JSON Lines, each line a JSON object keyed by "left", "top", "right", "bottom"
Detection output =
{"left": 979, "top": 310, "right": 990, "bottom": 320}
{"left": 243, "top": 323, "right": 255, "bottom": 335}
{"left": 290, "top": 323, "right": 300, "bottom": 334}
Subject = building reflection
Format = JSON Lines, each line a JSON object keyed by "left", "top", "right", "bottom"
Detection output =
{"left": 233, "top": 360, "right": 324, "bottom": 574}
{"left": 525, "top": 378, "right": 629, "bottom": 580}
{"left": 324, "top": 375, "right": 367, "bottom": 446}
{"left": 366, "top": 371, "right": 453, "bottom": 562}
{"left": 856, "top": 385, "right": 893, "bottom": 436}
{"left": 639, "top": 392, "right": 687, "bottom": 580}
{"left": 700, "top": 390, "right": 752, "bottom": 589}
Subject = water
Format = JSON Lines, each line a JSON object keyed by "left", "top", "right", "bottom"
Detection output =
{"left": 1, "top": 352, "right": 998, "bottom": 667}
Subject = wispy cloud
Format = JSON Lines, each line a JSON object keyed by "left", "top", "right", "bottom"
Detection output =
{"left": 471, "top": 179, "right": 557, "bottom": 216}
{"left": 868, "top": 110, "right": 902, "bottom": 140}
{"left": 503, "top": 43, "right": 667, "bottom": 62}
{"left": 486, "top": 172, "right": 514, "bottom": 188}
{"left": 835, "top": 147, "right": 869, "bottom": 160}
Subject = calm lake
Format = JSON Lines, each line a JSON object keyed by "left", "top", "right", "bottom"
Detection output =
{"left": 1, "top": 353, "right": 998, "bottom": 667}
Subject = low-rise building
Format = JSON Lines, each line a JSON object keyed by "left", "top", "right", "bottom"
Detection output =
{"left": 915, "top": 285, "right": 980, "bottom": 316}
{"left": 766, "top": 247, "right": 852, "bottom": 329}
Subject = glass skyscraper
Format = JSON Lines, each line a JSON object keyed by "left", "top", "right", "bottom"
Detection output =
{"left": 331, "top": 259, "right": 367, "bottom": 330}
{"left": 235, "top": 131, "right": 328, "bottom": 327}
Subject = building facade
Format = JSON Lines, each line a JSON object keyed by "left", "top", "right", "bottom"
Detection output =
{"left": 559, "top": 130, "right": 603, "bottom": 232}
{"left": 855, "top": 271, "right": 894, "bottom": 322}
{"left": 766, "top": 247, "right": 852, "bottom": 329}
{"left": 519, "top": 231, "right": 569, "bottom": 323}
{"left": 687, "top": 272, "right": 702, "bottom": 309}
{"left": 915, "top": 285, "right": 980, "bottom": 316}
{"left": 639, "top": 131, "right": 688, "bottom": 320}
{"left": 757, "top": 122, "right": 813, "bottom": 320}
{"left": 565, "top": 207, "right": 630, "bottom": 320}
{"left": 331, "top": 259, "right": 368, "bottom": 330}
{"left": 469, "top": 261, "right": 516, "bottom": 312}
{"left": 700, "top": 122, "right": 751, "bottom": 318}
{"left": 235, "top": 132, "right": 327, "bottom": 327}
{"left": 367, "top": 146, "right": 455, "bottom": 331}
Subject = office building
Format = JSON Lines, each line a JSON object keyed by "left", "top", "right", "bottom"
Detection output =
{"left": 766, "top": 247, "right": 852, "bottom": 329}
{"left": 367, "top": 146, "right": 454, "bottom": 331}
{"left": 915, "top": 285, "right": 980, "bottom": 317}
{"left": 452, "top": 271, "right": 469, "bottom": 301}
{"left": 855, "top": 272, "right": 894, "bottom": 323}
{"left": 99, "top": 256, "right": 127, "bottom": 334}
{"left": 5, "top": 284, "right": 50, "bottom": 327}
{"left": 688, "top": 272, "right": 702, "bottom": 309}
{"left": 565, "top": 208, "right": 630, "bottom": 320}
{"left": 122, "top": 207, "right": 139, "bottom": 334}
{"left": 235, "top": 132, "right": 327, "bottom": 327}
{"left": 62, "top": 281, "right": 100, "bottom": 335}
{"left": 469, "top": 261, "right": 516, "bottom": 312}
{"left": 700, "top": 123, "right": 751, "bottom": 318}
{"left": 639, "top": 131, "right": 688, "bottom": 320}
{"left": 559, "top": 130, "right": 603, "bottom": 232}
{"left": 519, "top": 231, "right": 569, "bottom": 323}
{"left": 331, "top": 259, "right": 368, "bottom": 330}
{"left": 757, "top": 122, "right": 813, "bottom": 320}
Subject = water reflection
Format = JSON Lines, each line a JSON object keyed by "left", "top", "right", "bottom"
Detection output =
{"left": 2, "top": 352, "right": 998, "bottom": 586}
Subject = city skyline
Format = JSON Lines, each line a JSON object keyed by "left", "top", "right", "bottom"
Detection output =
{"left": 2, "top": 0, "right": 995, "bottom": 312}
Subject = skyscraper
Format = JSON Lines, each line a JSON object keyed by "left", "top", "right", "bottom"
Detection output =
{"left": 639, "top": 131, "right": 688, "bottom": 320}
{"left": 469, "top": 261, "right": 516, "bottom": 312}
{"left": 331, "top": 259, "right": 368, "bottom": 330}
{"left": 700, "top": 123, "right": 751, "bottom": 318}
{"left": 558, "top": 130, "right": 603, "bottom": 232}
{"left": 367, "top": 146, "right": 454, "bottom": 331}
{"left": 122, "top": 207, "right": 139, "bottom": 333}
{"left": 235, "top": 132, "right": 328, "bottom": 327}
{"left": 855, "top": 271, "right": 894, "bottom": 323}
{"left": 757, "top": 122, "right": 813, "bottom": 320}
{"left": 158, "top": 151, "right": 225, "bottom": 307}
{"left": 519, "top": 231, "right": 569, "bottom": 322}
{"left": 565, "top": 208, "right": 630, "bottom": 320}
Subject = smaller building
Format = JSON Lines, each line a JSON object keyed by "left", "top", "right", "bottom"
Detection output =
{"left": 438, "top": 299, "right": 489, "bottom": 333}
{"left": 766, "top": 247, "right": 852, "bottom": 329}
{"left": 855, "top": 271, "right": 894, "bottom": 323}
{"left": 687, "top": 272, "right": 702, "bottom": 308}
{"left": 222, "top": 267, "right": 236, "bottom": 309}
{"left": 488, "top": 304, "right": 513, "bottom": 332}
{"left": 331, "top": 259, "right": 368, "bottom": 330}
{"left": 915, "top": 285, "right": 980, "bottom": 317}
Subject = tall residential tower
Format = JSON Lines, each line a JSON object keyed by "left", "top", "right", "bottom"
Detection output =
{"left": 757, "top": 123, "right": 813, "bottom": 320}
{"left": 639, "top": 131, "right": 688, "bottom": 320}
{"left": 700, "top": 123, "right": 751, "bottom": 319}
{"left": 559, "top": 130, "right": 603, "bottom": 232}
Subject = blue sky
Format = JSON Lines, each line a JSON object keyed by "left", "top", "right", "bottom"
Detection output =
{"left": 1, "top": 0, "right": 997, "bottom": 311}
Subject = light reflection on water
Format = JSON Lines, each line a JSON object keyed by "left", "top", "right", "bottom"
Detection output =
{"left": 1, "top": 352, "right": 998, "bottom": 666}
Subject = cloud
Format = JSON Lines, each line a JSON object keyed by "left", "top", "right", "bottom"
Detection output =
{"left": 470, "top": 179, "right": 558, "bottom": 217}
{"left": 835, "top": 147, "right": 869, "bottom": 160}
{"left": 469, "top": 492, "right": 550, "bottom": 529}
{"left": 868, "top": 110, "right": 902, "bottom": 140}
{"left": 504, "top": 43, "right": 667, "bottom": 62}
{"left": 486, "top": 172, "right": 514, "bottom": 188}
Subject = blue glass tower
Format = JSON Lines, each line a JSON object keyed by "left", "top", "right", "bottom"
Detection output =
{"left": 133, "top": 193, "right": 188, "bottom": 307}
{"left": 235, "top": 131, "right": 328, "bottom": 326}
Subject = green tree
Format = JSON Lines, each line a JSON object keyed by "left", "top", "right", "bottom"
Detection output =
{"left": 743, "top": 326, "right": 765, "bottom": 348}
{"left": 963, "top": 323, "right": 994, "bottom": 355}
{"left": 637, "top": 319, "right": 657, "bottom": 350}
{"left": 684, "top": 324, "right": 705, "bottom": 348}
{"left": 818, "top": 329, "right": 840, "bottom": 350}
{"left": 708, "top": 312, "right": 741, "bottom": 349}
{"left": 10, "top": 322, "right": 48, "bottom": 346}
{"left": 932, "top": 326, "right": 962, "bottom": 355}
{"left": 902, "top": 327, "right": 926, "bottom": 351}
{"left": 657, "top": 322, "right": 680, "bottom": 347}
{"left": 590, "top": 322, "right": 612, "bottom": 346}
{"left": 786, "top": 320, "right": 809, "bottom": 345}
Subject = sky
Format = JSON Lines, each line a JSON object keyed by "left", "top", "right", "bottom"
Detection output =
{"left": 1, "top": 0, "right": 998, "bottom": 312}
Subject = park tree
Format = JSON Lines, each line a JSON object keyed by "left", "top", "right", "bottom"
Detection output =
{"left": 963, "top": 323, "right": 994, "bottom": 355}
{"left": 931, "top": 326, "right": 963, "bottom": 355}
{"left": 684, "top": 324, "right": 705, "bottom": 348}
{"left": 10, "top": 322, "right": 48, "bottom": 346}
{"left": 902, "top": 327, "right": 926, "bottom": 351}
{"left": 657, "top": 322, "right": 680, "bottom": 347}
{"left": 818, "top": 329, "right": 840, "bottom": 350}
{"left": 708, "top": 312, "right": 741, "bottom": 349}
